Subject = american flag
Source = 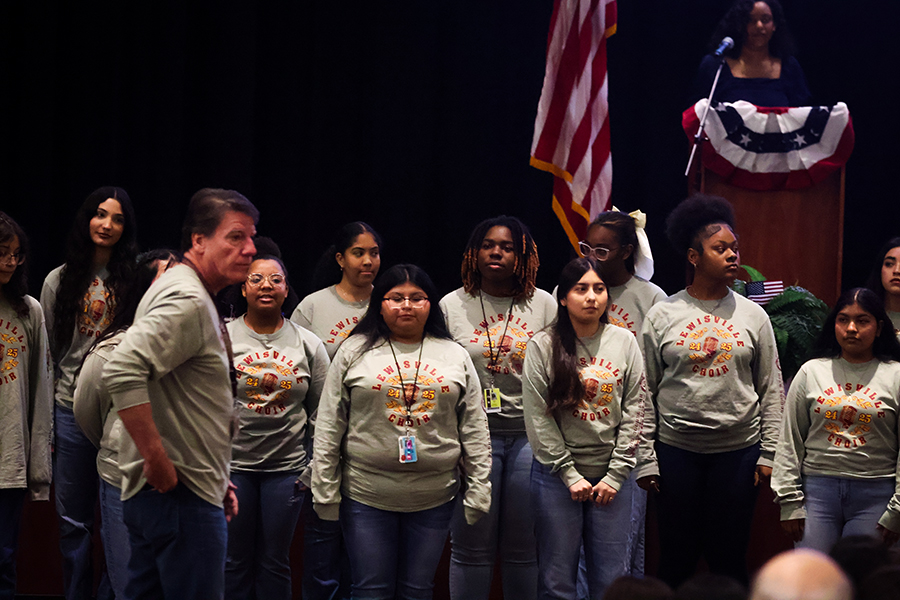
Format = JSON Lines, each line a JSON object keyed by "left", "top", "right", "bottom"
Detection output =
{"left": 746, "top": 280, "right": 785, "bottom": 306}
{"left": 530, "top": 0, "right": 617, "bottom": 251}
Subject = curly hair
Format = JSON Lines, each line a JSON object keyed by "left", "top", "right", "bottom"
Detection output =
{"left": 460, "top": 215, "right": 539, "bottom": 301}
{"left": 811, "top": 288, "right": 900, "bottom": 363}
{"left": 0, "top": 212, "right": 31, "bottom": 317}
{"left": 546, "top": 257, "right": 608, "bottom": 416}
{"left": 51, "top": 186, "right": 138, "bottom": 357}
{"left": 665, "top": 194, "right": 735, "bottom": 257}
{"left": 864, "top": 237, "right": 900, "bottom": 305}
{"left": 710, "top": 0, "right": 796, "bottom": 59}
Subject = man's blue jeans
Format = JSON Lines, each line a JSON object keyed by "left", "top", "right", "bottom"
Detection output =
{"left": 122, "top": 483, "right": 227, "bottom": 600}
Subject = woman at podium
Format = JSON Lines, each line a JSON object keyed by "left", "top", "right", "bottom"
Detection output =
{"left": 691, "top": 0, "right": 811, "bottom": 107}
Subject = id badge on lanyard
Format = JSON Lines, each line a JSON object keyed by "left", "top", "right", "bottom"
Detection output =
{"left": 399, "top": 435, "right": 418, "bottom": 463}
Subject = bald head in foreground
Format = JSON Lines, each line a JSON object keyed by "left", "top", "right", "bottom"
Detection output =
{"left": 750, "top": 549, "right": 852, "bottom": 600}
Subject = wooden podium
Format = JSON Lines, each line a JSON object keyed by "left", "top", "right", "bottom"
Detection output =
{"left": 694, "top": 162, "right": 845, "bottom": 306}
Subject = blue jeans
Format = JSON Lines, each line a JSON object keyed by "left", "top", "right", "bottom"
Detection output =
{"left": 123, "top": 482, "right": 227, "bottom": 600}
{"left": 799, "top": 475, "right": 896, "bottom": 553}
{"left": 575, "top": 474, "right": 645, "bottom": 599}
{"left": 99, "top": 480, "right": 132, "bottom": 600}
{"left": 531, "top": 460, "right": 633, "bottom": 600}
{"left": 0, "top": 488, "right": 27, "bottom": 600}
{"left": 340, "top": 497, "right": 454, "bottom": 600}
{"left": 54, "top": 404, "right": 111, "bottom": 600}
{"left": 225, "top": 471, "right": 304, "bottom": 600}
{"left": 449, "top": 433, "right": 537, "bottom": 600}
{"left": 655, "top": 441, "right": 760, "bottom": 589}
{"left": 303, "top": 492, "right": 352, "bottom": 600}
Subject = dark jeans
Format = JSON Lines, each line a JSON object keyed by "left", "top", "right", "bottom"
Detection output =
{"left": 302, "top": 492, "right": 351, "bottom": 600}
{"left": 123, "top": 483, "right": 227, "bottom": 600}
{"left": 655, "top": 441, "right": 760, "bottom": 588}
{"left": 0, "top": 488, "right": 26, "bottom": 600}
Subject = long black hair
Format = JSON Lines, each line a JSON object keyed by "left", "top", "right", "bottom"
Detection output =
{"left": 461, "top": 215, "right": 539, "bottom": 301}
{"left": 310, "top": 221, "right": 382, "bottom": 292}
{"left": 810, "top": 288, "right": 900, "bottom": 363}
{"left": 0, "top": 212, "right": 31, "bottom": 317}
{"left": 350, "top": 263, "right": 451, "bottom": 353}
{"left": 546, "top": 257, "right": 608, "bottom": 415}
{"left": 710, "top": 0, "right": 796, "bottom": 59}
{"left": 864, "top": 237, "right": 900, "bottom": 305}
{"left": 51, "top": 186, "right": 138, "bottom": 356}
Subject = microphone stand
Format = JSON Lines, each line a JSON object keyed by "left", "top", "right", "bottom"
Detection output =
{"left": 685, "top": 55, "right": 727, "bottom": 178}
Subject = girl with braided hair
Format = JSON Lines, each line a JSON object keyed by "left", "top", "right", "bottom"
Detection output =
{"left": 440, "top": 215, "right": 556, "bottom": 600}
{"left": 641, "top": 194, "right": 783, "bottom": 588}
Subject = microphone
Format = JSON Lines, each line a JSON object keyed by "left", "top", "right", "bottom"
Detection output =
{"left": 713, "top": 37, "right": 734, "bottom": 57}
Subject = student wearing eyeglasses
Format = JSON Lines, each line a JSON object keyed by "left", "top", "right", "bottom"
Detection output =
{"left": 312, "top": 263, "right": 491, "bottom": 600}
{"left": 225, "top": 254, "right": 330, "bottom": 600}
{"left": 440, "top": 215, "right": 556, "bottom": 600}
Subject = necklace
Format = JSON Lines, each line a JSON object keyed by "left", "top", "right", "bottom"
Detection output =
{"left": 387, "top": 337, "right": 425, "bottom": 439}
{"left": 478, "top": 292, "right": 516, "bottom": 386}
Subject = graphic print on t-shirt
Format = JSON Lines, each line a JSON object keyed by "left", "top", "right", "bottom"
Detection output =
{"left": 607, "top": 302, "right": 637, "bottom": 335}
{"left": 675, "top": 314, "right": 746, "bottom": 378}
{"left": 370, "top": 358, "right": 452, "bottom": 428}
{"left": 0, "top": 319, "right": 26, "bottom": 385}
{"left": 813, "top": 380, "right": 889, "bottom": 449}
{"left": 326, "top": 316, "right": 360, "bottom": 349}
{"left": 235, "top": 348, "right": 307, "bottom": 416}
{"left": 78, "top": 277, "right": 112, "bottom": 339}
{"left": 570, "top": 356, "right": 623, "bottom": 421}
{"left": 468, "top": 311, "right": 539, "bottom": 375}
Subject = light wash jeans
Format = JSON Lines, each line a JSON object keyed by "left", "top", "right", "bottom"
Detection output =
{"left": 225, "top": 471, "right": 304, "bottom": 600}
{"left": 340, "top": 497, "right": 454, "bottom": 600}
{"left": 799, "top": 475, "right": 896, "bottom": 553}
{"left": 531, "top": 460, "right": 633, "bottom": 600}
{"left": 449, "top": 433, "right": 537, "bottom": 600}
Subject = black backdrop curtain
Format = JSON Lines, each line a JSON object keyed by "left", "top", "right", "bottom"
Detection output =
{"left": 2, "top": 1, "right": 897, "bottom": 302}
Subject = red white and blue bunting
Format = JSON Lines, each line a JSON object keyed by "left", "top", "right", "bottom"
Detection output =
{"left": 682, "top": 101, "right": 854, "bottom": 191}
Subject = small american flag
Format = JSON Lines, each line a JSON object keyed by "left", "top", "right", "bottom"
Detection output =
{"left": 746, "top": 281, "right": 784, "bottom": 306}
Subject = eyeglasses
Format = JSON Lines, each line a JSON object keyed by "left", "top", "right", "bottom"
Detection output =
{"left": 0, "top": 249, "right": 25, "bottom": 266}
{"left": 578, "top": 242, "right": 618, "bottom": 262}
{"left": 246, "top": 273, "right": 285, "bottom": 286}
{"left": 383, "top": 295, "right": 429, "bottom": 308}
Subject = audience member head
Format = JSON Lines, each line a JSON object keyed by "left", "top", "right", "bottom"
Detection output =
{"left": 829, "top": 534, "right": 892, "bottom": 593}
{"left": 604, "top": 575, "right": 673, "bottom": 600}
{"left": 674, "top": 572, "right": 747, "bottom": 600}
{"left": 750, "top": 549, "right": 852, "bottom": 600}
